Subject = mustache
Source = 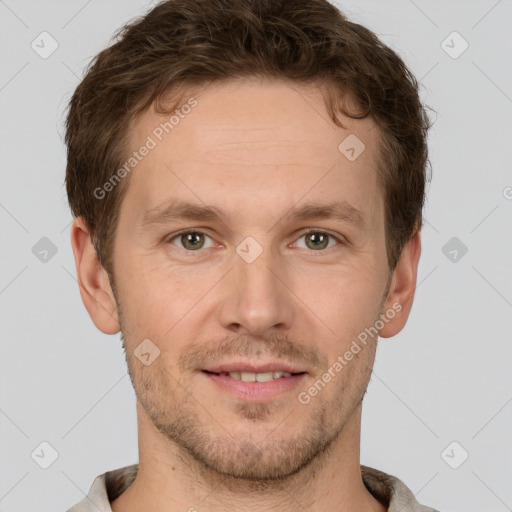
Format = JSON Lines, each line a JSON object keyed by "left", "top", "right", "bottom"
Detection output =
{"left": 178, "top": 333, "right": 327, "bottom": 372}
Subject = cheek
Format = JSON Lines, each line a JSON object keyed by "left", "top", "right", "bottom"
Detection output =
{"left": 307, "top": 272, "right": 383, "bottom": 352}
{"left": 307, "top": 265, "right": 381, "bottom": 315}
{"left": 119, "top": 256, "right": 197, "bottom": 323}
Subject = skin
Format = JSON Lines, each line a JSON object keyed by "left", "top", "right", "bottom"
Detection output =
{"left": 71, "top": 77, "right": 421, "bottom": 512}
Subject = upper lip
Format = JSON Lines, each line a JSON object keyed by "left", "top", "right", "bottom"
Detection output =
{"left": 202, "top": 361, "right": 307, "bottom": 374}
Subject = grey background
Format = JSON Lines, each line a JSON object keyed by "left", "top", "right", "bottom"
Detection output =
{"left": 1, "top": 0, "right": 511, "bottom": 511}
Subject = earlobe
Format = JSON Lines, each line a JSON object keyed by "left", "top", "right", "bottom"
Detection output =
{"left": 378, "top": 230, "right": 422, "bottom": 339}
{"left": 70, "top": 217, "right": 121, "bottom": 335}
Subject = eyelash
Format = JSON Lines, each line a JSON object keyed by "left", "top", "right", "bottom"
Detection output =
{"left": 165, "top": 228, "right": 345, "bottom": 253}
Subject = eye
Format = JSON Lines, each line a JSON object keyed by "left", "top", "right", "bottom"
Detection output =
{"left": 292, "top": 229, "right": 343, "bottom": 251}
{"left": 166, "top": 229, "right": 344, "bottom": 252}
{"left": 167, "top": 230, "right": 216, "bottom": 251}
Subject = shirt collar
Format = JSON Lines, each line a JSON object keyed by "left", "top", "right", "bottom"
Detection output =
{"left": 68, "top": 464, "right": 438, "bottom": 512}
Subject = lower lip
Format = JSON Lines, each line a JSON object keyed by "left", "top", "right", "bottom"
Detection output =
{"left": 201, "top": 371, "right": 307, "bottom": 400}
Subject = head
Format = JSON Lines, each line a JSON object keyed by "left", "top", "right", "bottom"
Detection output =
{"left": 67, "top": 0, "right": 431, "bottom": 482}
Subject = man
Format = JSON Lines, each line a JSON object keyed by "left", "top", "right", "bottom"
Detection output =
{"left": 65, "top": 0, "right": 438, "bottom": 510}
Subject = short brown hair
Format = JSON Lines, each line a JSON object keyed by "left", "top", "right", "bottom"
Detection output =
{"left": 65, "top": 0, "right": 433, "bottom": 277}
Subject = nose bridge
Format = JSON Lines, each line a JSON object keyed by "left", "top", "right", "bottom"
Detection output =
{"left": 219, "top": 234, "right": 294, "bottom": 334}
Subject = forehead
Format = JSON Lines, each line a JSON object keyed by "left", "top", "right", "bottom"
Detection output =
{"left": 121, "top": 78, "right": 383, "bottom": 229}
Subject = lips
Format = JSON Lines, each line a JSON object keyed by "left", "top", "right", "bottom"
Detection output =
{"left": 202, "top": 361, "right": 306, "bottom": 375}
{"left": 204, "top": 370, "right": 297, "bottom": 382}
{"left": 202, "top": 367, "right": 307, "bottom": 400}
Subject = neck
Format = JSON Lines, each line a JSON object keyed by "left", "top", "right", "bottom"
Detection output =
{"left": 111, "top": 401, "right": 386, "bottom": 512}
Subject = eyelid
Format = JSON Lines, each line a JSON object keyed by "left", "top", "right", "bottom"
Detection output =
{"left": 294, "top": 227, "right": 346, "bottom": 244}
{"left": 165, "top": 227, "right": 346, "bottom": 251}
{"left": 165, "top": 228, "right": 218, "bottom": 250}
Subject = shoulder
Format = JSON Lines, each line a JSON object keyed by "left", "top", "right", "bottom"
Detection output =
{"left": 65, "top": 464, "right": 138, "bottom": 512}
{"left": 361, "top": 465, "right": 441, "bottom": 512}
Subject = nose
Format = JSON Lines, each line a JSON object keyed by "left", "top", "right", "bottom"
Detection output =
{"left": 217, "top": 241, "right": 295, "bottom": 337}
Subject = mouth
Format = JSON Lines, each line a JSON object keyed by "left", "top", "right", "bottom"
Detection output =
{"left": 200, "top": 362, "right": 308, "bottom": 400}
{"left": 202, "top": 369, "right": 306, "bottom": 382}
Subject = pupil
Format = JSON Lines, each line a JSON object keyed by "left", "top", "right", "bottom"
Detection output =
{"left": 183, "top": 232, "right": 203, "bottom": 250}
{"left": 308, "top": 233, "right": 328, "bottom": 250}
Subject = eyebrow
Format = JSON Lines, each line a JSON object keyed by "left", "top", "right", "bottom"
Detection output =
{"left": 138, "top": 199, "right": 367, "bottom": 232}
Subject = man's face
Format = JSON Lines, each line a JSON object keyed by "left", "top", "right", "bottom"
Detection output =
{"left": 111, "top": 78, "right": 392, "bottom": 480}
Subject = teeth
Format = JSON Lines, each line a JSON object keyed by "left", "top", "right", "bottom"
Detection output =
{"left": 227, "top": 371, "right": 294, "bottom": 381}
{"left": 240, "top": 371, "right": 256, "bottom": 382}
{"left": 256, "top": 372, "right": 274, "bottom": 382}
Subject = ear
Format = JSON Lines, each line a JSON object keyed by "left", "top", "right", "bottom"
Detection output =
{"left": 378, "top": 230, "right": 421, "bottom": 338}
{"left": 70, "top": 217, "right": 121, "bottom": 335}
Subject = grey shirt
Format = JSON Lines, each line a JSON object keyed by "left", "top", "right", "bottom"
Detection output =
{"left": 66, "top": 464, "right": 439, "bottom": 511}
